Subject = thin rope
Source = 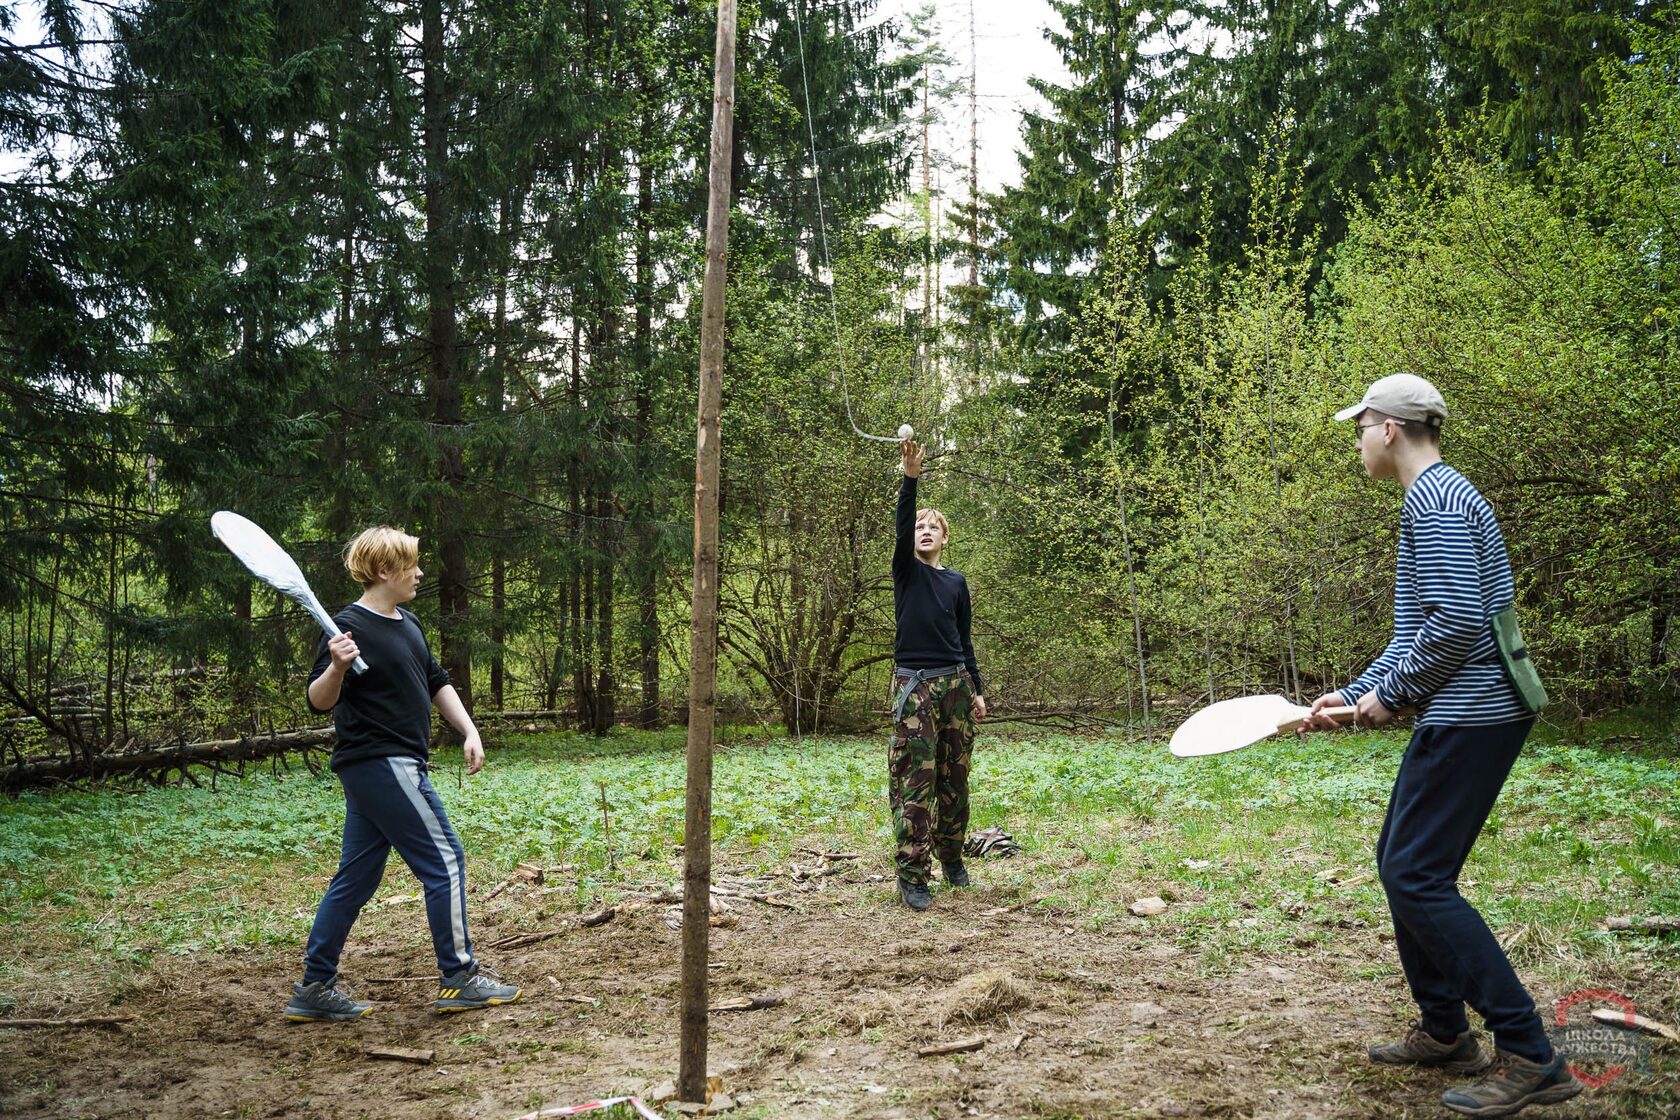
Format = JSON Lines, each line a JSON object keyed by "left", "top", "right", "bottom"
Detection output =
{"left": 790, "top": 0, "right": 899, "bottom": 443}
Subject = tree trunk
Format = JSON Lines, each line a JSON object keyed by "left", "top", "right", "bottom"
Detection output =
{"left": 423, "top": 0, "right": 471, "bottom": 715}
{"left": 595, "top": 478, "right": 616, "bottom": 735}
{"left": 635, "top": 90, "right": 661, "bottom": 728}
{"left": 567, "top": 320, "right": 591, "bottom": 730}
{"left": 490, "top": 194, "right": 512, "bottom": 711}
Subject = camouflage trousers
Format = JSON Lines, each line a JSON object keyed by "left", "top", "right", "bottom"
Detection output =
{"left": 888, "top": 669, "right": 976, "bottom": 886}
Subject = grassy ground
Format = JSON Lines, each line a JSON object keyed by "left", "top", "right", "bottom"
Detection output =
{"left": 1, "top": 718, "right": 1676, "bottom": 1118}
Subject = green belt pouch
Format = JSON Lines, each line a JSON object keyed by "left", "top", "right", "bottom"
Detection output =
{"left": 1491, "top": 604, "right": 1549, "bottom": 714}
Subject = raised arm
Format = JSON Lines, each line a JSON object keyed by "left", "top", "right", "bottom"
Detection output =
{"left": 894, "top": 439, "right": 923, "bottom": 577}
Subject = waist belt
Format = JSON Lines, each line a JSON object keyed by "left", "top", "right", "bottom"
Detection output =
{"left": 891, "top": 664, "right": 965, "bottom": 722}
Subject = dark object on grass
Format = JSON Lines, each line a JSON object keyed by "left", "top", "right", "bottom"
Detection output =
{"left": 964, "top": 825, "right": 1020, "bottom": 858}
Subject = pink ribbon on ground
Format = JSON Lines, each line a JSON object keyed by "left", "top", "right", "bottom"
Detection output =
{"left": 511, "top": 1096, "right": 662, "bottom": 1120}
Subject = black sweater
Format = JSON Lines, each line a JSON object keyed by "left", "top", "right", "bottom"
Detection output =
{"left": 892, "top": 475, "right": 983, "bottom": 694}
{"left": 308, "top": 603, "right": 451, "bottom": 772}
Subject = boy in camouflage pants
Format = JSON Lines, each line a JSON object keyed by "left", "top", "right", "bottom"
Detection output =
{"left": 890, "top": 438, "right": 987, "bottom": 911}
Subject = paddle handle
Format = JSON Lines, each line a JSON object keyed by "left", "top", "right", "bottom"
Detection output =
{"left": 1277, "top": 705, "right": 1357, "bottom": 735}
{"left": 328, "top": 623, "right": 370, "bottom": 676}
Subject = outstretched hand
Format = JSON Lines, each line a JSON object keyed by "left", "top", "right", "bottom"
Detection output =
{"left": 900, "top": 438, "right": 923, "bottom": 479}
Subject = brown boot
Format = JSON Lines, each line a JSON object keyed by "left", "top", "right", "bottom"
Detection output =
{"left": 1368, "top": 1022, "right": 1493, "bottom": 1074}
{"left": 1440, "top": 1049, "right": 1583, "bottom": 1117}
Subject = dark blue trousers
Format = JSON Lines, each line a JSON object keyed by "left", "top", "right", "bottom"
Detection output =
{"left": 1375, "top": 719, "right": 1551, "bottom": 1063}
{"left": 303, "top": 755, "right": 476, "bottom": 984}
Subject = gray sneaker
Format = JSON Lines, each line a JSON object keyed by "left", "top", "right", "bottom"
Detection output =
{"left": 1441, "top": 1049, "right": 1583, "bottom": 1117}
{"left": 1368, "top": 1022, "right": 1492, "bottom": 1074}
{"left": 436, "top": 964, "right": 521, "bottom": 1014}
{"left": 284, "top": 977, "right": 372, "bottom": 1022}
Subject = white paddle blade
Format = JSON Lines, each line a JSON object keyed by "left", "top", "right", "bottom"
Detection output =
{"left": 210, "top": 511, "right": 368, "bottom": 674}
{"left": 211, "top": 512, "right": 311, "bottom": 598}
{"left": 1169, "top": 694, "right": 1311, "bottom": 758}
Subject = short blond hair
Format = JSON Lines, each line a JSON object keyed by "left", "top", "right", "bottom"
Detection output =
{"left": 344, "top": 526, "right": 419, "bottom": 587}
{"left": 917, "top": 508, "right": 950, "bottom": 540}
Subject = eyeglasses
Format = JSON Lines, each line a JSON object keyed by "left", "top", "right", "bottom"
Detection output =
{"left": 1356, "top": 419, "right": 1397, "bottom": 441}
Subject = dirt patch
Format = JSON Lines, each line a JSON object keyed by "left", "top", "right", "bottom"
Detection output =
{"left": 1, "top": 854, "right": 1673, "bottom": 1119}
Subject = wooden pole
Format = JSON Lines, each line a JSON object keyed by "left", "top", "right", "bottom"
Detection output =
{"left": 680, "top": 0, "right": 736, "bottom": 1103}
{"left": 967, "top": 0, "right": 980, "bottom": 391}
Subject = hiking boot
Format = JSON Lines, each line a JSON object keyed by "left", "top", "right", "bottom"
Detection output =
{"left": 436, "top": 964, "right": 521, "bottom": 1014}
{"left": 898, "top": 877, "right": 932, "bottom": 912}
{"left": 283, "top": 977, "right": 372, "bottom": 1022}
{"left": 1368, "top": 1022, "right": 1492, "bottom": 1074}
{"left": 1441, "top": 1049, "right": 1583, "bottom": 1117}
{"left": 940, "top": 858, "right": 971, "bottom": 887}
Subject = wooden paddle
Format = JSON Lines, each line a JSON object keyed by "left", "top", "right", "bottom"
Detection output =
{"left": 1169, "top": 694, "right": 1358, "bottom": 758}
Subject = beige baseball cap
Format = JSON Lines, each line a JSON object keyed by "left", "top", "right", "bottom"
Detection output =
{"left": 1334, "top": 372, "right": 1448, "bottom": 426}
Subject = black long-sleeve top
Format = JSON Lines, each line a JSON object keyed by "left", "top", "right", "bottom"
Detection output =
{"left": 892, "top": 474, "right": 983, "bottom": 694}
{"left": 308, "top": 603, "right": 450, "bottom": 772}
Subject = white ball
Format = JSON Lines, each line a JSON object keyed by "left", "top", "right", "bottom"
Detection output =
{"left": 897, "top": 424, "right": 914, "bottom": 440}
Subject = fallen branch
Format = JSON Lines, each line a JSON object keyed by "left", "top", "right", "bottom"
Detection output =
{"left": 366, "top": 1046, "right": 434, "bottom": 1065}
{"left": 709, "top": 994, "right": 784, "bottom": 1013}
{"left": 487, "top": 928, "right": 565, "bottom": 951}
{"left": 0, "top": 1014, "right": 137, "bottom": 1029}
{"left": 797, "top": 849, "right": 860, "bottom": 862}
{"left": 486, "top": 906, "right": 616, "bottom": 950}
{"left": 640, "top": 888, "right": 683, "bottom": 904}
{"left": 580, "top": 906, "right": 617, "bottom": 928}
{"left": 790, "top": 860, "right": 858, "bottom": 883}
{"left": 490, "top": 900, "right": 621, "bottom": 947}
{"left": 1604, "top": 915, "right": 1680, "bottom": 934}
{"left": 918, "top": 1036, "right": 985, "bottom": 1057}
{"left": 1590, "top": 1009, "right": 1680, "bottom": 1043}
{"left": 485, "top": 865, "right": 545, "bottom": 902}
{"left": 0, "top": 728, "right": 334, "bottom": 790}
{"left": 710, "top": 888, "right": 797, "bottom": 910}
{"left": 983, "top": 895, "right": 1048, "bottom": 917}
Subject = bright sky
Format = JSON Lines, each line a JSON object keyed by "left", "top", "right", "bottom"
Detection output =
{"left": 876, "top": 0, "right": 1069, "bottom": 197}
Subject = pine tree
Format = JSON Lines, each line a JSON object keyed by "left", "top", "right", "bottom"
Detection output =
{"left": 990, "top": 0, "right": 1170, "bottom": 350}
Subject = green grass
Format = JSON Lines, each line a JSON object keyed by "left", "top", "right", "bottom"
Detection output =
{"left": 1, "top": 720, "right": 1677, "bottom": 984}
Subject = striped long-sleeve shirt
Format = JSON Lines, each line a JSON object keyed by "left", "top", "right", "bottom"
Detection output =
{"left": 1340, "top": 462, "right": 1528, "bottom": 728}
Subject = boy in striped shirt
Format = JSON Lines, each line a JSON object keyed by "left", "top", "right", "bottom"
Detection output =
{"left": 1302, "top": 374, "right": 1580, "bottom": 1117}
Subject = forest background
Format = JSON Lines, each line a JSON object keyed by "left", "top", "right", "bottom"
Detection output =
{"left": 3, "top": 0, "right": 1677, "bottom": 783}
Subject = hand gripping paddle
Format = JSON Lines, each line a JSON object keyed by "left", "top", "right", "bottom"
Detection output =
{"left": 1169, "top": 694, "right": 1356, "bottom": 758}
{"left": 210, "top": 511, "right": 369, "bottom": 674}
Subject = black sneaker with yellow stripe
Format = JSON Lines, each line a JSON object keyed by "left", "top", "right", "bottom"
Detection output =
{"left": 436, "top": 963, "right": 521, "bottom": 1013}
